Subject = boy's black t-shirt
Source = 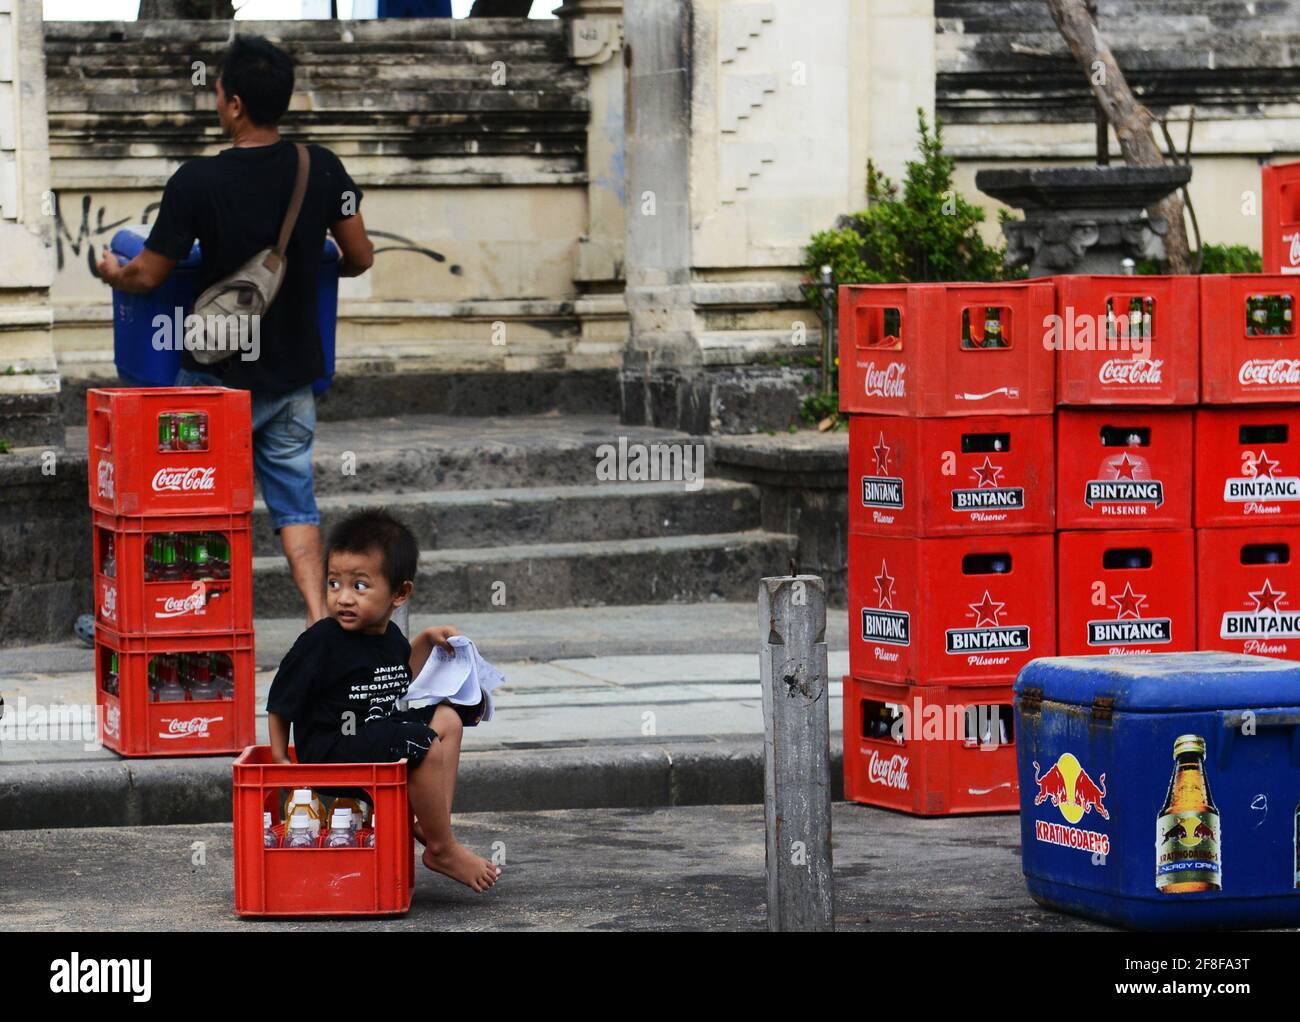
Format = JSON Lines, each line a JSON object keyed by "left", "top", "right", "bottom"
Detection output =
{"left": 266, "top": 617, "right": 412, "bottom": 762}
{"left": 144, "top": 140, "right": 362, "bottom": 397}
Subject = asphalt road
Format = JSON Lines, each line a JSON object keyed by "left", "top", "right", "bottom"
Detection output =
{"left": 0, "top": 803, "right": 1105, "bottom": 931}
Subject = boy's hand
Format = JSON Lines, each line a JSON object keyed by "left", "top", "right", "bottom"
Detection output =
{"left": 424, "top": 625, "right": 460, "bottom": 652}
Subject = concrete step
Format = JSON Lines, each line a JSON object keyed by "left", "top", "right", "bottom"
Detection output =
{"left": 251, "top": 479, "right": 761, "bottom": 555}
{"left": 252, "top": 530, "right": 799, "bottom": 616}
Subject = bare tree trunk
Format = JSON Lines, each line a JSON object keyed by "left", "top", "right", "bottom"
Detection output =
{"left": 1044, "top": 0, "right": 1191, "bottom": 272}
{"left": 138, "top": 0, "right": 235, "bottom": 16}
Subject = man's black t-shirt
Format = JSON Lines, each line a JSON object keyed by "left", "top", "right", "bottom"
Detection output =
{"left": 266, "top": 617, "right": 412, "bottom": 762}
{"left": 145, "top": 140, "right": 361, "bottom": 397}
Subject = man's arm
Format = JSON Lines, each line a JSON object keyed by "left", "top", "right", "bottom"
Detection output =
{"left": 96, "top": 247, "right": 177, "bottom": 294}
{"left": 331, "top": 213, "right": 375, "bottom": 278}
{"left": 269, "top": 712, "right": 292, "bottom": 764}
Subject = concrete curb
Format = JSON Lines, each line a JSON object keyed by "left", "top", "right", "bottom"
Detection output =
{"left": 0, "top": 737, "right": 845, "bottom": 830}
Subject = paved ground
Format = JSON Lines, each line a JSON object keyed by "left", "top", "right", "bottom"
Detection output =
{"left": 0, "top": 804, "right": 1104, "bottom": 931}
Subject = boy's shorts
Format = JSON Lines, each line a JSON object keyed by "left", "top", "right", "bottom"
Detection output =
{"left": 321, "top": 697, "right": 487, "bottom": 768}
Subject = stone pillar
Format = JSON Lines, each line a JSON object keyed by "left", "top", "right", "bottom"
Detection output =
{"left": 557, "top": 0, "right": 630, "bottom": 369}
{"left": 619, "top": 0, "right": 936, "bottom": 434}
{"left": 0, "top": 0, "right": 59, "bottom": 448}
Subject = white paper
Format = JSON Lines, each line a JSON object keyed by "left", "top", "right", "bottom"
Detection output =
{"left": 399, "top": 635, "right": 503, "bottom": 722}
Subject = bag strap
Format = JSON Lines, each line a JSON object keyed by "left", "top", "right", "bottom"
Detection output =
{"left": 264, "top": 143, "right": 309, "bottom": 271}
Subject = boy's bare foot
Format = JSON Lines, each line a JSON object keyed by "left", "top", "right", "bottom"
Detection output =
{"left": 422, "top": 842, "right": 500, "bottom": 893}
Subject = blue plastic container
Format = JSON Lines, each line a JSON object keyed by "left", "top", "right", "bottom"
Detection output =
{"left": 1015, "top": 652, "right": 1300, "bottom": 930}
{"left": 109, "top": 226, "right": 340, "bottom": 395}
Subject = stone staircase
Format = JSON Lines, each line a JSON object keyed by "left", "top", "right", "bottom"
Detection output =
{"left": 248, "top": 413, "right": 798, "bottom": 617}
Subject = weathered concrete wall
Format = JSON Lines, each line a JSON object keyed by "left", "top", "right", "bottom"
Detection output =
{"left": 42, "top": 18, "right": 614, "bottom": 379}
{"left": 937, "top": 0, "right": 1300, "bottom": 251}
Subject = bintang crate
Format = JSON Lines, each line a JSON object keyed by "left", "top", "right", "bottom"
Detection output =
{"left": 1196, "top": 526, "right": 1300, "bottom": 660}
{"left": 837, "top": 281, "right": 1056, "bottom": 417}
{"left": 88, "top": 387, "right": 253, "bottom": 517}
{"left": 842, "top": 675, "right": 1018, "bottom": 816}
{"left": 848, "top": 532, "right": 1055, "bottom": 687}
{"left": 848, "top": 413, "right": 1055, "bottom": 537}
{"left": 1193, "top": 407, "right": 1300, "bottom": 528}
{"left": 1055, "top": 528, "right": 1197, "bottom": 658}
{"left": 1055, "top": 408, "right": 1193, "bottom": 531}
{"left": 233, "top": 746, "right": 415, "bottom": 918}
{"left": 93, "top": 510, "right": 252, "bottom": 637}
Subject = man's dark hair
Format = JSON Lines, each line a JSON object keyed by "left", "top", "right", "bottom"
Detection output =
{"left": 219, "top": 35, "right": 295, "bottom": 127}
{"left": 327, "top": 510, "right": 419, "bottom": 593}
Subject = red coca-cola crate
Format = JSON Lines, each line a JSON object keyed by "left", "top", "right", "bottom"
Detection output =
{"left": 1197, "top": 526, "right": 1300, "bottom": 660}
{"left": 1194, "top": 407, "right": 1300, "bottom": 528}
{"left": 842, "top": 675, "right": 1018, "bottom": 815}
{"left": 849, "top": 413, "right": 1054, "bottom": 537}
{"left": 1261, "top": 161, "right": 1300, "bottom": 275}
{"left": 1056, "top": 408, "right": 1193, "bottom": 530}
{"left": 88, "top": 387, "right": 253, "bottom": 516}
{"left": 93, "top": 510, "right": 252, "bottom": 636}
{"left": 95, "top": 625, "right": 255, "bottom": 757}
{"left": 838, "top": 281, "right": 1055, "bottom": 416}
{"left": 1053, "top": 275, "right": 1199, "bottom": 405}
{"left": 848, "top": 532, "right": 1055, "bottom": 686}
{"left": 1056, "top": 529, "right": 1196, "bottom": 657}
{"left": 233, "top": 745, "right": 415, "bottom": 917}
{"left": 1200, "top": 275, "right": 1300, "bottom": 404}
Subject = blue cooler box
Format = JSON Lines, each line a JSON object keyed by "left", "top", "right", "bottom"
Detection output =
{"left": 1015, "top": 653, "right": 1300, "bottom": 930}
{"left": 110, "top": 226, "right": 340, "bottom": 395}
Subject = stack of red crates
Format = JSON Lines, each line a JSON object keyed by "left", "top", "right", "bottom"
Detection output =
{"left": 87, "top": 386, "right": 256, "bottom": 756}
{"left": 839, "top": 282, "right": 1057, "bottom": 815}
{"left": 1053, "top": 276, "right": 1199, "bottom": 660}
{"left": 1195, "top": 275, "right": 1300, "bottom": 660}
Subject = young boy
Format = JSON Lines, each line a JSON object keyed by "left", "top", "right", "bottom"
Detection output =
{"left": 267, "top": 509, "right": 500, "bottom": 893}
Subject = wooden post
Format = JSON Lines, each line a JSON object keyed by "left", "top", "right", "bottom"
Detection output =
{"left": 759, "top": 574, "right": 834, "bottom": 932}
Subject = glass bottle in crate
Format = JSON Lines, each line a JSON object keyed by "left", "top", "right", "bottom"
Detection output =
{"left": 209, "top": 534, "right": 231, "bottom": 580}
{"left": 188, "top": 533, "right": 214, "bottom": 581}
{"left": 158, "top": 413, "right": 176, "bottom": 453}
{"left": 104, "top": 651, "right": 119, "bottom": 697}
{"left": 188, "top": 655, "right": 219, "bottom": 701}
{"left": 155, "top": 655, "right": 186, "bottom": 703}
{"left": 156, "top": 534, "right": 182, "bottom": 582}
{"left": 102, "top": 533, "right": 115, "bottom": 578}
{"left": 212, "top": 653, "right": 235, "bottom": 700}
{"left": 176, "top": 413, "right": 207, "bottom": 452}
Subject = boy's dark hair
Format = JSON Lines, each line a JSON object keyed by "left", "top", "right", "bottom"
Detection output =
{"left": 219, "top": 35, "right": 295, "bottom": 127}
{"left": 327, "top": 510, "right": 418, "bottom": 593}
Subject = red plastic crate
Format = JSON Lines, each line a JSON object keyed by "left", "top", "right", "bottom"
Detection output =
{"left": 1197, "top": 526, "right": 1300, "bottom": 660}
{"left": 88, "top": 386, "right": 253, "bottom": 516}
{"left": 1055, "top": 408, "right": 1193, "bottom": 530}
{"left": 1053, "top": 275, "right": 1199, "bottom": 405}
{"left": 1261, "top": 161, "right": 1300, "bottom": 275}
{"left": 93, "top": 510, "right": 252, "bottom": 636}
{"left": 1200, "top": 275, "right": 1300, "bottom": 404}
{"left": 848, "top": 532, "right": 1056, "bottom": 686}
{"left": 838, "top": 281, "right": 1056, "bottom": 416}
{"left": 1056, "top": 529, "right": 1196, "bottom": 657}
{"left": 849, "top": 413, "right": 1054, "bottom": 537}
{"left": 233, "top": 745, "right": 414, "bottom": 917}
{"left": 1194, "top": 407, "right": 1300, "bottom": 528}
{"left": 842, "top": 675, "right": 1018, "bottom": 815}
{"left": 95, "top": 625, "right": 255, "bottom": 757}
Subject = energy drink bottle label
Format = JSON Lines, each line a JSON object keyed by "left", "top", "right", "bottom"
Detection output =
{"left": 1156, "top": 810, "right": 1222, "bottom": 891}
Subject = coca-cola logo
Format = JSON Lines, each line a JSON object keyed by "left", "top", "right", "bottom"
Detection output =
{"left": 866, "top": 750, "right": 909, "bottom": 790}
{"left": 155, "top": 587, "right": 207, "bottom": 619}
{"left": 96, "top": 460, "right": 115, "bottom": 500}
{"left": 151, "top": 467, "right": 217, "bottom": 493}
{"left": 1238, "top": 359, "right": 1300, "bottom": 387}
{"left": 863, "top": 361, "right": 906, "bottom": 399}
{"left": 158, "top": 715, "right": 224, "bottom": 739}
{"left": 101, "top": 585, "right": 117, "bottom": 623}
{"left": 1098, "top": 358, "right": 1164, "bottom": 385}
{"left": 1290, "top": 232, "right": 1300, "bottom": 267}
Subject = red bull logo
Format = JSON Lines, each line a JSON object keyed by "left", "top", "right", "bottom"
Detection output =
{"left": 1032, "top": 753, "right": 1109, "bottom": 822}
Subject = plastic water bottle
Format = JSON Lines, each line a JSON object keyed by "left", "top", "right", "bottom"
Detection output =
{"left": 263, "top": 811, "right": 278, "bottom": 849}
{"left": 363, "top": 813, "right": 375, "bottom": 848}
{"left": 284, "top": 812, "right": 316, "bottom": 849}
{"left": 325, "top": 809, "right": 355, "bottom": 848}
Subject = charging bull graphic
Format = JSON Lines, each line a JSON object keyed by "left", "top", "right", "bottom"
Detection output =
{"left": 1033, "top": 753, "right": 1110, "bottom": 822}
